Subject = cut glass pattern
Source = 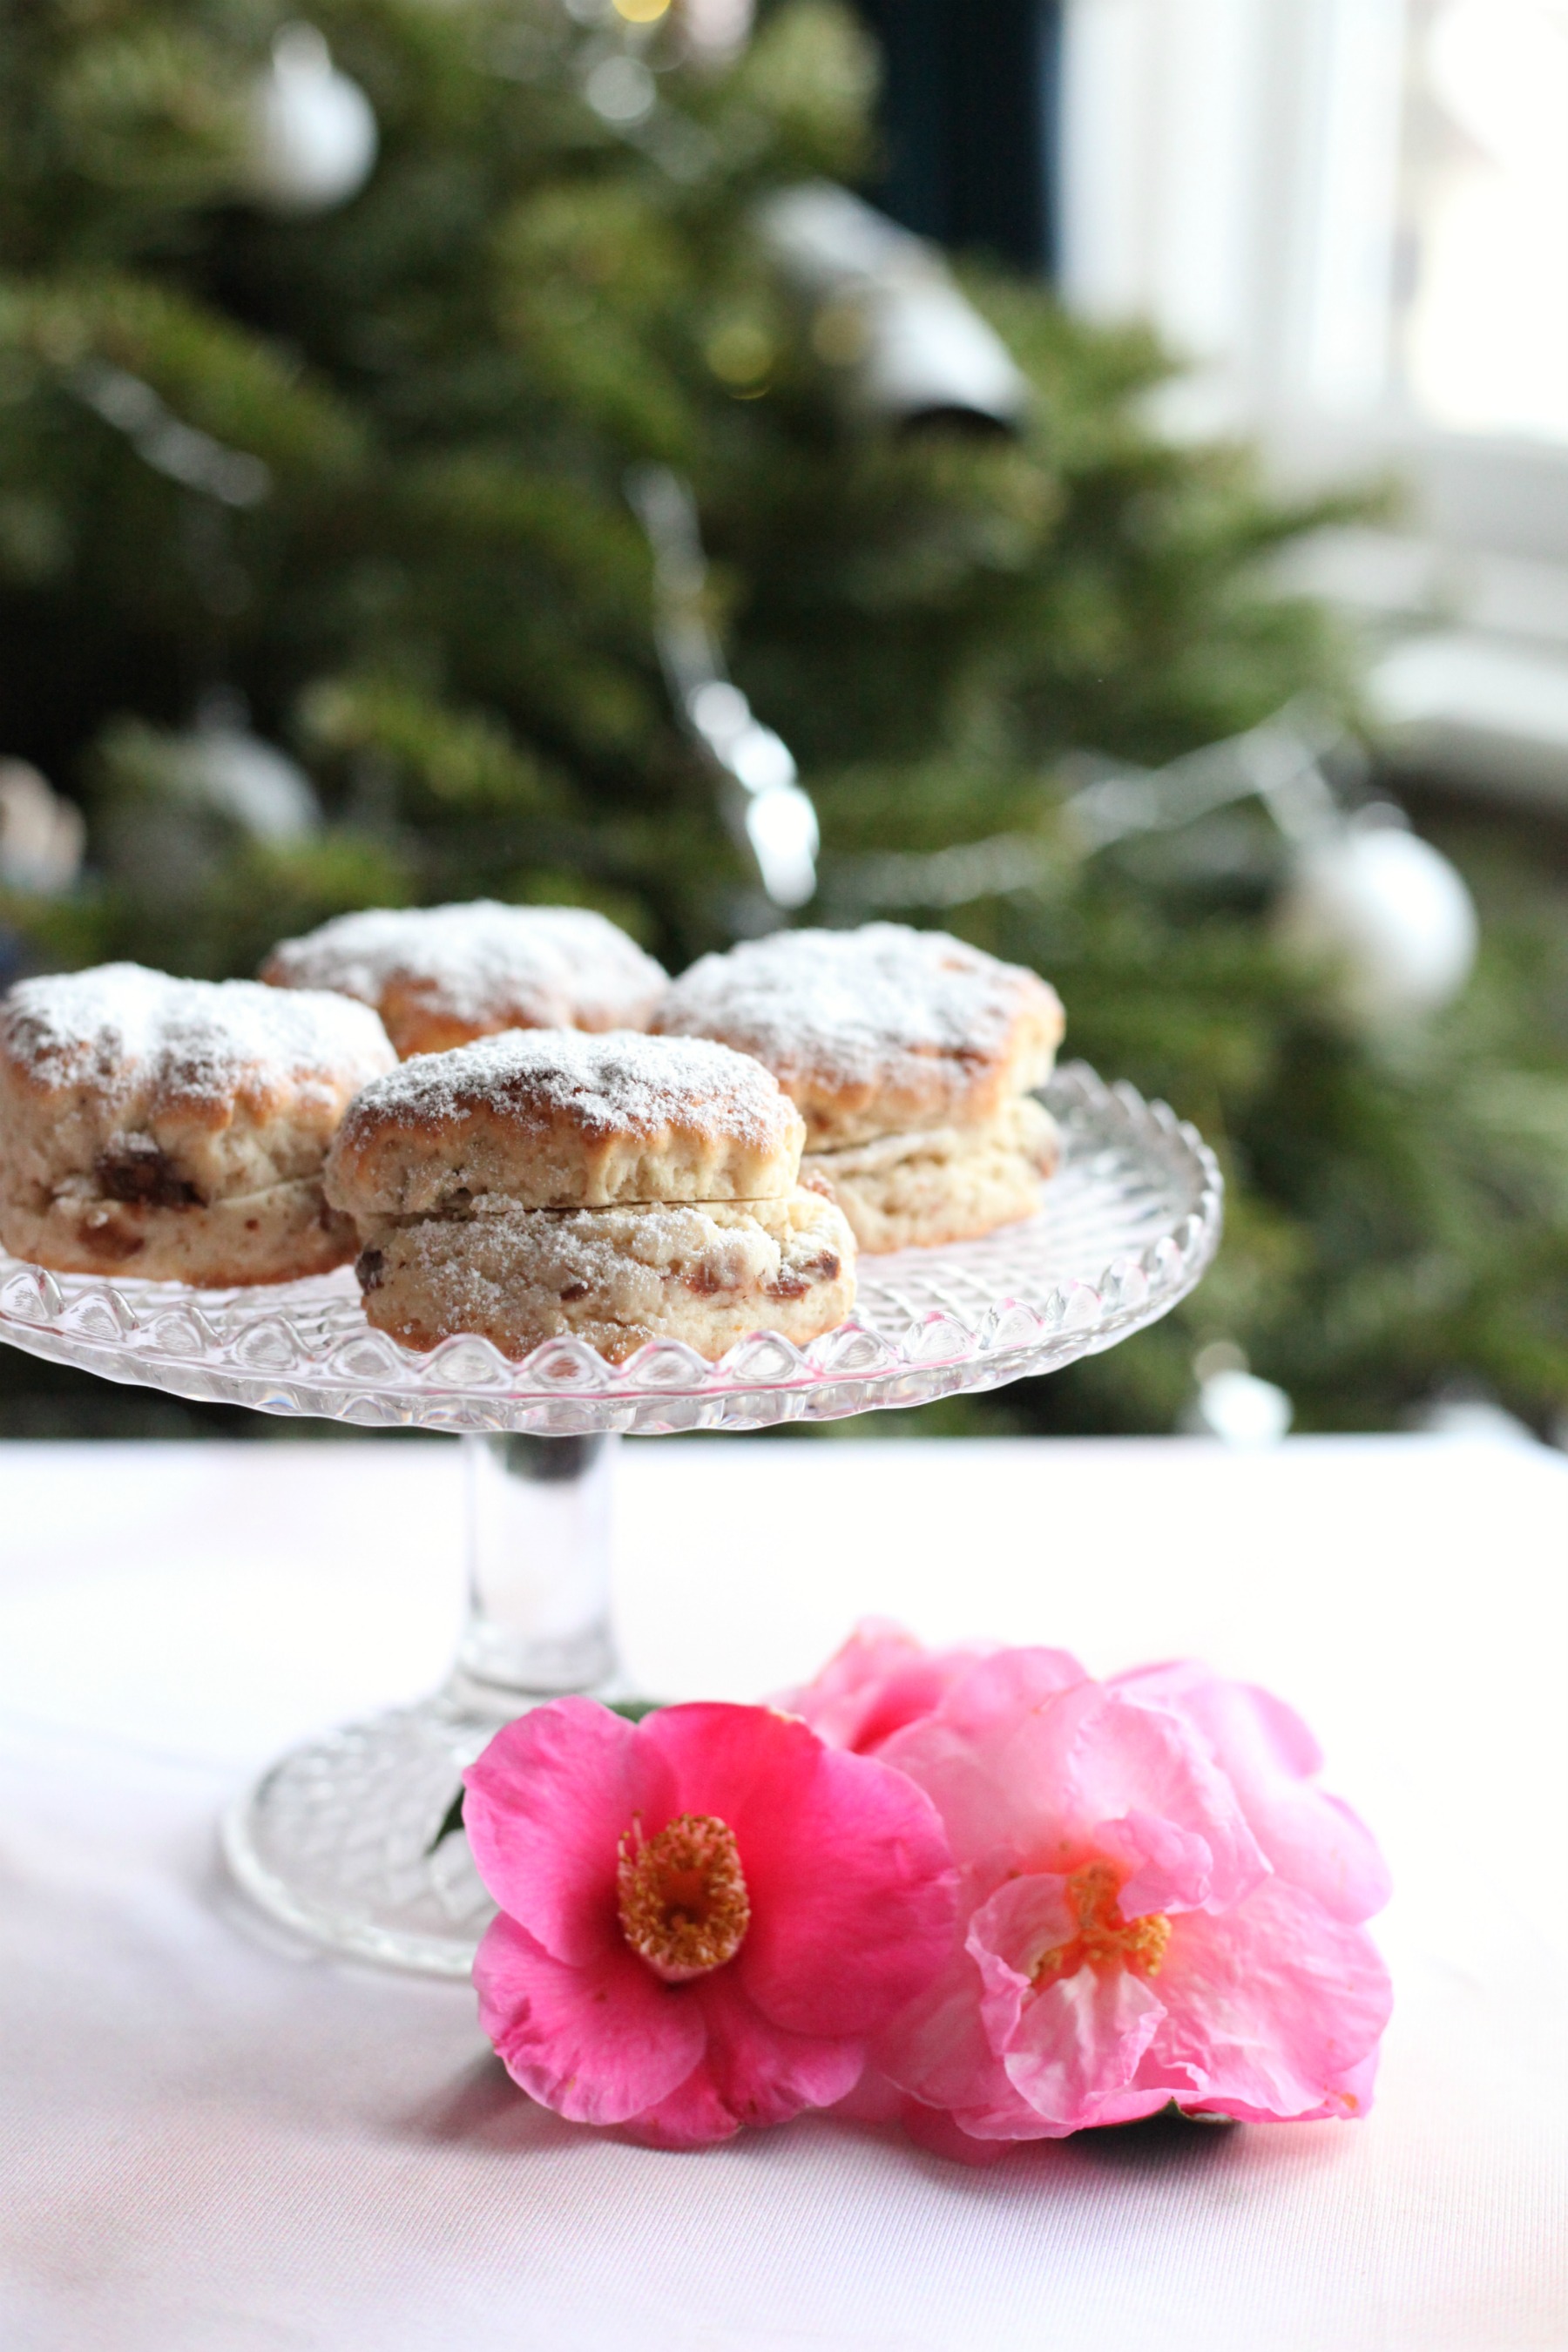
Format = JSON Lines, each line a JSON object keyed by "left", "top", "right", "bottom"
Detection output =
{"left": 0, "top": 1064, "right": 1221, "bottom": 1434}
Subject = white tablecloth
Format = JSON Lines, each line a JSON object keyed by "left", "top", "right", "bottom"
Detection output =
{"left": 0, "top": 1435, "right": 1564, "bottom": 2352}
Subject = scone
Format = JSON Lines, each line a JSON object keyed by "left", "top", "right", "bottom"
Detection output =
{"left": 326, "top": 1028, "right": 856, "bottom": 1363}
{"left": 261, "top": 901, "right": 667, "bottom": 1058}
{"left": 653, "top": 923, "right": 1064, "bottom": 1251}
{"left": 0, "top": 963, "right": 396, "bottom": 1284}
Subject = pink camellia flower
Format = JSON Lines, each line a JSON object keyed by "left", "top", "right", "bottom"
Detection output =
{"left": 781, "top": 1630, "right": 1392, "bottom": 2156}
{"left": 774, "top": 1618, "right": 999, "bottom": 1756}
{"left": 463, "top": 1697, "right": 958, "bottom": 2148}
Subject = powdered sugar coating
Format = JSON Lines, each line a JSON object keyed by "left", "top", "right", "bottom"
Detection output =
{"left": 343, "top": 1027, "right": 788, "bottom": 1145}
{"left": 262, "top": 902, "right": 666, "bottom": 1055}
{"left": 1, "top": 962, "right": 395, "bottom": 1115}
{"left": 328, "top": 1028, "right": 807, "bottom": 1216}
{"left": 655, "top": 924, "right": 1064, "bottom": 1146}
{"left": 0, "top": 963, "right": 396, "bottom": 1284}
{"left": 355, "top": 1187, "right": 856, "bottom": 1362}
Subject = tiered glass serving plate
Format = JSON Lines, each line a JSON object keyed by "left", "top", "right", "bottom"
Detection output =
{"left": 0, "top": 1063, "right": 1220, "bottom": 1972}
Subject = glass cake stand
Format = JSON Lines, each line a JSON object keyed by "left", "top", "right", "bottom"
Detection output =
{"left": 0, "top": 1062, "right": 1220, "bottom": 1976}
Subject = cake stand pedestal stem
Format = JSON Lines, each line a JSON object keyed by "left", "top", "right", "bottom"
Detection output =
{"left": 449, "top": 1432, "right": 619, "bottom": 1715}
{"left": 221, "top": 1430, "right": 621, "bottom": 1975}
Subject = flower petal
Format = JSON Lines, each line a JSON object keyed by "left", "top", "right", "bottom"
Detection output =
{"left": 473, "top": 1912, "right": 705, "bottom": 2127}
{"left": 871, "top": 1940, "right": 1044, "bottom": 2137}
{"left": 878, "top": 1667, "right": 1103, "bottom": 1876}
{"left": 884, "top": 1675, "right": 1267, "bottom": 1916}
{"left": 1065, "top": 1692, "right": 1268, "bottom": 1915}
{"left": 625, "top": 2065, "right": 740, "bottom": 2149}
{"left": 829, "top": 2065, "right": 904, "bottom": 2125}
{"left": 1112, "top": 1663, "right": 1390, "bottom": 1923}
{"left": 463, "top": 1699, "right": 666, "bottom": 1965}
{"left": 1097, "top": 1807, "right": 1230, "bottom": 1917}
{"left": 963, "top": 1873, "right": 1166, "bottom": 2132}
{"left": 629, "top": 1972, "right": 864, "bottom": 2147}
{"left": 737, "top": 1747, "right": 957, "bottom": 2039}
{"left": 701, "top": 1969, "right": 866, "bottom": 2125}
{"left": 639, "top": 1702, "right": 958, "bottom": 2041}
{"left": 892, "top": 1646, "right": 1091, "bottom": 1747}
{"left": 1149, "top": 1876, "right": 1392, "bottom": 2121}
{"left": 773, "top": 1619, "right": 994, "bottom": 1755}
{"left": 1002, "top": 1963, "right": 1166, "bottom": 2131}
{"left": 964, "top": 1873, "right": 1078, "bottom": 2051}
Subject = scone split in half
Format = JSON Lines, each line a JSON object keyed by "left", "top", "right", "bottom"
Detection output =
{"left": 326, "top": 1029, "right": 856, "bottom": 1364}
{"left": 655, "top": 923, "right": 1064, "bottom": 1252}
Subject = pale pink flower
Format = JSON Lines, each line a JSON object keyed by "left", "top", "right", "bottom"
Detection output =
{"left": 774, "top": 1618, "right": 1003, "bottom": 1755}
{"left": 793, "top": 1637, "right": 1392, "bottom": 2155}
{"left": 464, "top": 1698, "right": 958, "bottom": 2148}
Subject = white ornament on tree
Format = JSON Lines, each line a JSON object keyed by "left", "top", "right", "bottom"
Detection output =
{"left": 99, "top": 702, "right": 321, "bottom": 902}
{"left": 0, "top": 761, "right": 85, "bottom": 897}
{"left": 756, "top": 184, "right": 1031, "bottom": 433}
{"left": 1274, "top": 812, "right": 1479, "bottom": 1028}
{"left": 175, "top": 712, "right": 321, "bottom": 841}
{"left": 679, "top": 0, "right": 754, "bottom": 64}
{"left": 243, "top": 25, "right": 377, "bottom": 217}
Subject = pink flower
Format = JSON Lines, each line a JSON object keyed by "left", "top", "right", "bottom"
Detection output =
{"left": 774, "top": 1618, "right": 1002, "bottom": 1756}
{"left": 464, "top": 1698, "right": 958, "bottom": 2148}
{"left": 790, "top": 1635, "right": 1392, "bottom": 2155}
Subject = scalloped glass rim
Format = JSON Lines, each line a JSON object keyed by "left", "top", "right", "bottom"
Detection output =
{"left": 0, "top": 1063, "right": 1221, "bottom": 1436}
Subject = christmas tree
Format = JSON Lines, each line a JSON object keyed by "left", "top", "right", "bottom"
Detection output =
{"left": 3, "top": 0, "right": 1566, "bottom": 1438}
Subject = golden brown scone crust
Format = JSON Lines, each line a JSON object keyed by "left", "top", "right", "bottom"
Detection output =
{"left": 353, "top": 1187, "right": 855, "bottom": 1364}
{"left": 804, "top": 1097, "right": 1058, "bottom": 1254}
{"left": 262, "top": 901, "right": 667, "bottom": 1058}
{"left": 653, "top": 923, "right": 1064, "bottom": 1149}
{"left": 327, "top": 1029, "right": 807, "bottom": 1220}
{"left": 0, "top": 963, "right": 395, "bottom": 1284}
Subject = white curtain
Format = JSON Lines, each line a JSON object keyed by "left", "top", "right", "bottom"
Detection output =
{"left": 1058, "top": 0, "right": 1409, "bottom": 442}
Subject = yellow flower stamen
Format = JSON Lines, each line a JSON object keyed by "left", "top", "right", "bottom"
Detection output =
{"left": 1031, "top": 1860, "right": 1172, "bottom": 1989}
{"left": 617, "top": 1812, "right": 751, "bottom": 1983}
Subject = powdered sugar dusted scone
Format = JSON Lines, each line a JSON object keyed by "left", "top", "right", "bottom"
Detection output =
{"left": 261, "top": 901, "right": 666, "bottom": 1058}
{"left": 0, "top": 963, "right": 396, "bottom": 1284}
{"left": 653, "top": 924, "right": 1064, "bottom": 1251}
{"left": 354, "top": 1191, "right": 855, "bottom": 1363}
{"left": 328, "top": 1030, "right": 806, "bottom": 1216}
{"left": 326, "top": 1029, "right": 855, "bottom": 1363}
{"left": 811, "top": 1096, "right": 1059, "bottom": 1255}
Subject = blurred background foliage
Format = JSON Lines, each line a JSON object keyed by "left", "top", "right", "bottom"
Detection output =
{"left": 2, "top": 0, "right": 1567, "bottom": 1439}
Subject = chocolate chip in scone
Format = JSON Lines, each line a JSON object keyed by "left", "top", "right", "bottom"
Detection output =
{"left": 94, "top": 1137, "right": 200, "bottom": 1210}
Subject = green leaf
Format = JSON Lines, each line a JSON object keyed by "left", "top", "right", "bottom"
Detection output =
{"left": 426, "top": 1786, "right": 466, "bottom": 1855}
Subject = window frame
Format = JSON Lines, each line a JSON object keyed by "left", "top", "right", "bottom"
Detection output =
{"left": 1058, "top": 0, "right": 1568, "bottom": 567}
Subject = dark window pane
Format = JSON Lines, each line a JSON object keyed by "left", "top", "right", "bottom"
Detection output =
{"left": 853, "top": 0, "right": 1062, "bottom": 274}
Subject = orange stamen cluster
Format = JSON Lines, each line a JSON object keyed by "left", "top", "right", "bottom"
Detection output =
{"left": 618, "top": 1812, "right": 751, "bottom": 1983}
{"left": 1031, "top": 1861, "right": 1172, "bottom": 1990}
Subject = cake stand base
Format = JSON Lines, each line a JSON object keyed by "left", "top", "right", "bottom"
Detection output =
{"left": 222, "top": 1432, "right": 620, "bottom": 1975}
